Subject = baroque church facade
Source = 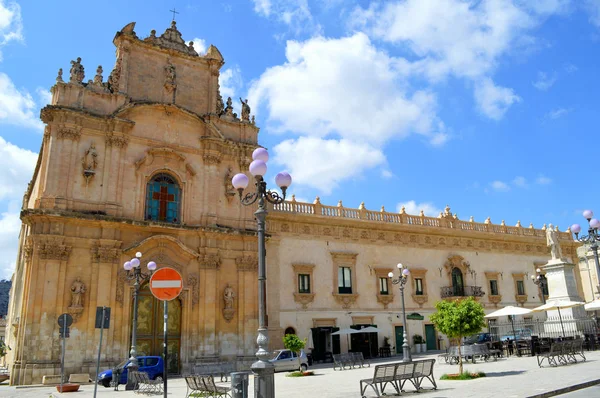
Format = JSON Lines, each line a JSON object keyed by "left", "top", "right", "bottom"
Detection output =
{"left": 5, "top": 21, "right": 584, "bottom": 385}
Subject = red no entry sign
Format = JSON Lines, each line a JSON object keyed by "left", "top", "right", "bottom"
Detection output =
{"left": 149, "top": 267, "right": 183, "bottom": 301}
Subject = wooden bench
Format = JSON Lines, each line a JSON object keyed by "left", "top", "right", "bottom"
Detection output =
{"left": 193, "top": 362, "right": 235, "bottom": 382}
{"left": 130, "top": 371, "right": 163, "bottom": 395}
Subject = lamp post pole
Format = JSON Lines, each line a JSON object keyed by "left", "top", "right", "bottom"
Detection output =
{"left": 123, "top": 252, "right": 157, "bottom": 390}
{"left": 388, "top": 263, "right": 411, "bottom": 362}
{"left": 232, "top": 148, "right": 292, "bottom": 398}
{"left": 571, "top": 210, "right": 600, "bottom": 295}
{"left": 531, "top": 268, "right": 548, "bottom": 305}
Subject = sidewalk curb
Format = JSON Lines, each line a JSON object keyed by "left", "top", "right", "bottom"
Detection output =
{"left": 526, "top": 378, "right": 600, "bottom": 398}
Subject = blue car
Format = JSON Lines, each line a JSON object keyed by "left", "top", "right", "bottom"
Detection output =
{"left": 97, "top": 356, "right": 164, "bottom": 388}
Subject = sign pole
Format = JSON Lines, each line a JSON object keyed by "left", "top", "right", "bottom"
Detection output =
{"left": 93, "top": 306, "right": 106, "bottom": 398}
{"left": 61, "top": 320, "right": 66, "bottom": 390}
{"left": 163, "top": 300, "right": 168, "bottom": 398}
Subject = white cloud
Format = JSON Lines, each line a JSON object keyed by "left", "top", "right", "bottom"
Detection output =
{"left": 0, "top": 137, "right": 38, "bottom": 279}
{"left": 533, "top": 71, "right": 557, "bottom": 91}
{"left": 513, "top": 176, "right": 528, "bottom": 187}
{"left": 219, "top": 66, "right": 244, "bottom": 115}
{"left": 381, "top": 169, "right": 394, "bottom": 179}
{"left": 0, "top": 0, "right": 23, "bottom": 60}
{"left": 249, "top": 33, "right": 443, "bottom": 146}
{"left": 272, "top": 137, "right": 385, "bottom": 194}
{"left": 252, "top": 0, "right": 273, "bottom": 16}
{"left": 350, "top": 0, "right": 568, "bottom": 118}
{"left": 564, "top": 63, "right": 578, "bottom": 73}
{"left": 36, "top": 87, "right": 52, "bottom": 106}
{"left": 0, "top": 72, "right": 43, "bottom": 131}
{"left": 251, "top": 0, "right": 319, "bottom": 35}
{"left": 396, "top": 200, "right": 442, "bottom": 217}
{"left": 536, "top": 175, "right": 552, "bottom": 185}
{"left": 474, "top": 78, "right": 521, "bottom": 120}
{"left": 585, "top": 0, "right": 600, "bottom": 27}
{"left": 490, "top": 180, "right": 511, "bottom": 192}
{"left": 546, "top": 107, "right": 571, "bottom": 119}
{"left": 191, "top": 37, "right": 207, "bottom": 55}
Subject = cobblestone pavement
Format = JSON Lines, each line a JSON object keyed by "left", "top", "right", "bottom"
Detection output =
{"left": 1, "top": 351, "right": 600, "bottom": 398}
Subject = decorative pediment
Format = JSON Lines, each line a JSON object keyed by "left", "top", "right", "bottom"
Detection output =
{"left": 122, "top": 235, "right": 200, "bottom": 260}
{"left": 443, "top": 255, "right": 470, "bottom": 276}
{"left": 143, "top": 21, "right": 199, "bottom": 56}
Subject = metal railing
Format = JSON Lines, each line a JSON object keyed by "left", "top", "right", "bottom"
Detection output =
{"left": 487, "top": 316, "right": 598, "bottom": 341}
{"left": 440, "top": 285, "right": 485, "bottom": 298}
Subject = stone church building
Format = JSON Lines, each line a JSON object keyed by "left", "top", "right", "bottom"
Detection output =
{"left": 4, "top": 21, "right": 584, "bottom": 385}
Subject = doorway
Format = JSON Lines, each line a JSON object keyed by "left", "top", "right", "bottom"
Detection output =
{"left": 394, "top": 326, "right": 404, "bottom": 355}
{"left": 425, "top": 325, "right": 437, "bottom": 351}
{"left": 133, "top": 284, "right": 182, "bottom": 374}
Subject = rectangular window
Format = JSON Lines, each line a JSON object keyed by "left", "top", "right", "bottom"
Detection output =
{"left": 415, "top": 278, "right": 424, "bottom": 295}
{"left": 489, "top": 280, "right": 499, "bottom": 296}
{"left": 516, "top": 280, "right": 525, "bottom": 296}
{"left": 338, "top": 267, "right": 352, "bottom": 294}
{"left": 298, "top": 274, "right": 311, "bottom": 294}
{"left": 379, "top": 277, "right": 389, "bottom": 295}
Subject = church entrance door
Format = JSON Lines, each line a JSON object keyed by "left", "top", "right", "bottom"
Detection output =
{"left": 133, "top": 284, "right": 182, "bottom": 374}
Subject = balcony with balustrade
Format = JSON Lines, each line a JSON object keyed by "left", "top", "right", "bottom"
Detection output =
{"left": 440, "top": 285, "right": 486, "bottom": 299}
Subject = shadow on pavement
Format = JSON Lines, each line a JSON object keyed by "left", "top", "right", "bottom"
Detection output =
{"left": 485, "top": 370, "right": 527, "bottom": 377}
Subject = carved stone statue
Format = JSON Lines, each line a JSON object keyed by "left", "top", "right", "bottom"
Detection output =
{"left": 69, "top": 57, "right": 85, "bottom": 84}
{"left": 82, "top": 144, "right": 98, "bottom": 182}
{"left": 93, "top": 65, "right": 103, "bottom": 85}
{"left": 546, "top": 223, "right": 563, "bottom": 260}
{"left": 70, "top": 277, "right": 86, "bottom": 307}
{"left": 225, "top": 97, "right": 234, "bottom": 117}
{"left": 165, "top": 61, "right": 176, "bottom": 86}
{"left": 224, "top": 284, "right": 235, "bottom": 309}
{"left": 240, "top": 98, "right": 251, "bottom": 121}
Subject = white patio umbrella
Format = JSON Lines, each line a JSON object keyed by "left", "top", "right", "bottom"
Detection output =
{"left": 331, "top": 328, "right": 361, "bottom": 352}
{"left": 532, "top": 299, "right": 585, "bottom": 336}
{"left": 484, "top": 306, "right": 532, "bottom": 344}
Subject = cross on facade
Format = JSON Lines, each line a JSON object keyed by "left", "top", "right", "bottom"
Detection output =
{"left": 170, "top": 8, "right": 179, "bottom": 21}
{"left": 153, "top": 186, "right": 175, "bottom": 220}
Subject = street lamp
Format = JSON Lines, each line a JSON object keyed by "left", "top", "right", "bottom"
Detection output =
{"left": 531, "top": 268, "right": 548, "bottom": 304}
{"left": 231, "top": 147, "right": 292, "bottom": 398}
{"left": 388, "top": 263, "right": 411, "bottom": 362}
{"left": 571, "top": 210, "right": 600, "bottom": 294}
{"left": 123, "top": 251, "right": 156, "bottom": 390}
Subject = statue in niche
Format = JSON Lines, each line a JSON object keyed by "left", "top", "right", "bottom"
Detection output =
{"left": 546, "top": 223, "right": 563, "bottom": 261}
{"left": 93, "top": 65, "right": 103, "bottom": 85}
{"left": 82, "top": 143, "right": 98, "bottom": 182}
{"left": 164, "top": 60, "right": 176, "bottom": 87}
{"left": 240, "top": 98, "right": 251, "bottom": 121}
{"left": 224, "top": 97, "right": 234, "bottom": 117}
{"left": 69, "top": 57, "right": 85, "bottom": 84}
{"left": 224, "top": 284, "right": 235, "bottom": 309}
{"left": 70, "top": 277, "right": 86, "bottom": 307}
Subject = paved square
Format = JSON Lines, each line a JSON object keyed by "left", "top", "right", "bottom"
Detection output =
{"left": 1, "top": 351, "right": 599, "bottom": 398}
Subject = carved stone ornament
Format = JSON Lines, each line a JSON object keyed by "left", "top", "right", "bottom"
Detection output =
{"left": 216, "top": 88, "right": 225, "bottom": 115}
{"left": 200, "top": 254, "right": 221, "bottom": 269}
{"left": 108, "top": 57, "right": 122, "bottom": 93}
{"left": 93, "top": 65, "right": 104, "bottom": 86}
{"left": 105, "top": 133, "right": 129, "bottom": 148}
{"left": 293, "top": 293, "right": 315, "bottom": 309}
{"left": 90, "top": 244, "right": 119, "bottom": 263}
{"left": 443, "top": 255, "right": 470, "bottom": 277}
{"left": 224, "top": 167, "right": 236, "bottom": 200}
{"left": 332, "top": 293, "right": 359, "bottom": 309}
{"left": 222, "top": 284, "right": 235, "bottom": 322}
{"left": 115, "top": 269, "right": 129, "bottom": 306}
{"left": 236, "top": 256, "right": 258, "bottom": 271}
{"left": 376, "top": 294, "right": 394, "bottom": 309}
{"left": 144, "top": 21, "right": 200, "bottom": 57}
{"left": 488, "top": 295, "right": 502, "bottom": 307}
{"left": 37, "top": 239, "right": 72, "bottom": 261}
{"left": 82, "top": 143, "right": 98, "bottom": 183}
{"left": 515, "top": 294, "right": 528, "bottom": 306}
{"left": 56, "top": 68, "right": 64, "bottom": 83}
{"left": 187, "top": 274, "right": 199, "bottom": 308}
{"left": 411, "top": 294, "right": 429, "bottom": 308}
{"left": 223, "top": 97, "right": 236, "bottom": 119}
{"left": 58, "top": 127, "right": 82, "bottom": 141}
{"left": 69, "top": 57, "right": 85, "bottom": 84}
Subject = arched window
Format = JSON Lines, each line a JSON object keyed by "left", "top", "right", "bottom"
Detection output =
{"left": 451, "top": 267, "right": 464, "bottom": 296}
{"left": 146, "top": 173, "right": 181, "bottom": 223}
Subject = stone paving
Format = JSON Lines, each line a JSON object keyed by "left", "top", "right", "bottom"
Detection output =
{"left": 1, "top": 351, "right": 599, "bottom": 398}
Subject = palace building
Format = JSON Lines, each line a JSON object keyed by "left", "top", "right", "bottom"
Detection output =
{"left": 4, "top": 21, "right": 585, "bottom": 385}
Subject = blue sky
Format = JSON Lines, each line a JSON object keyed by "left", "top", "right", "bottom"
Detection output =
{"left": 1, "top": 0, "right": 600, "bottom": 278}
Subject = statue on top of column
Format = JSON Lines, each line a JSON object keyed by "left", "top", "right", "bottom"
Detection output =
{"left": 546, "top": 223, "right": 563, "bottom": 261}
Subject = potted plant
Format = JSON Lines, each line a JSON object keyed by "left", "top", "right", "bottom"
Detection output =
{"left": 421, "top": 340, "right": 427, "bottom": 352}
{"left": 412, "top": 335, "right": 423, "bottom": 353}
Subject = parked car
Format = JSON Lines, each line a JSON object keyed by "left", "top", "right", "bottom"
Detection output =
{"left": 269, "top": 349, "right": 309, "bottom": 372}
{"left": 97, "top": 356, "right": 164, "bottom": 388}
{"left": 501, "top": 328, "right": 533, "bottom": 341}
{"left": 463, "top": 333, "right": 492, "bottom": 345}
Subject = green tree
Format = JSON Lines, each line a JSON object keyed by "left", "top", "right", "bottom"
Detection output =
{"left": 430, "top": 297, "right": 486, "bottom": 374}
{"left": 282, "top": 334, "right": 306, "bottom": 356}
